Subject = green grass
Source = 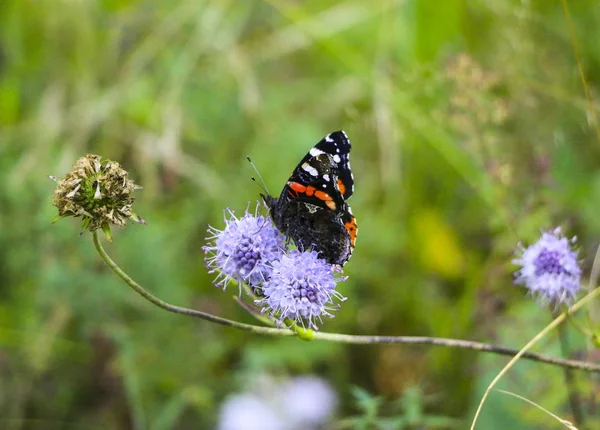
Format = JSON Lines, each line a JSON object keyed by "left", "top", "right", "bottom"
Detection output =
{"left": 1, "top": 0, "right": 600, "bottom": 428}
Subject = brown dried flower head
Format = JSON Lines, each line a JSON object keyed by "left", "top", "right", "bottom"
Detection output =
{"left": 51, "top": 154, "right": 146, "bottom": 240}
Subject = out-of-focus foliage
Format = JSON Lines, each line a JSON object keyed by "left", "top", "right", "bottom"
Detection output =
{"left": 339, "top": 386, "right": 462, "bottom": 429}
{"left": 1, "top": 0, "right": 599, "bottom": 428}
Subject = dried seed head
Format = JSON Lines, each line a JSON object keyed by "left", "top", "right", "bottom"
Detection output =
{"left": 51, "top": 154, "right": 146, "bottom": 239}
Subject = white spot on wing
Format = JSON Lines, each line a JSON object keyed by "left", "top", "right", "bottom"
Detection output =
{"left": 309, "top": 148, "right": 325, "bottom": 157}
{"left": 323, "top": 174, "right": 330, "bottom": 182}
{"left": 302, "top": 162, "right": 319, "bottom": 177}
{"left": 333, "top": 154, "right": 341, "bottom": 163}
{"left": 325, "top": 135, "right": 334, "bottom": 142}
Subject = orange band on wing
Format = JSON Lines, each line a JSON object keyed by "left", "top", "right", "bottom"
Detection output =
{"left": 337, "top": 179, "right": 346, "bottom": 196}
{"left": 288, "top": 181, "right": 335, "bottom": 208}
{"left": 344, "top": 217, "right": 358, "bottom": 246}
{"left": 289, "top": 182, "right": 307, "bottom": 193}
{"left": 314, "top": 190, "right": 332, "bottom": 201}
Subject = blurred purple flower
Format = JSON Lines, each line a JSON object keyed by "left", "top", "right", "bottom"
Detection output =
{"left": 217, "top": 375, "right": 337, "bottom": 430}
{"left": 257, "top": 250, "right": 346, "bottom": 329}
{"left": 513, "top": 227, "right": 581, "bottom": 305}
{"left": 218, "top": 393, "right": 284, "bottom": 430}
{"left": 204, "top": 209, "right": 285, "bottom": 292}
{"left": 282, "top": 376, "right": 337, "bottom": 427}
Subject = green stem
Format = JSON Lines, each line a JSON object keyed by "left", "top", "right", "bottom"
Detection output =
{"left": 310, "top": 332, "right": 600, "bottom": 373}
{"left": 565, "top": 309, "right": 593, "bottom": 337}
{"left": 92, "top": 231, "right": 600, "bottom": 374}
{"left": 554, "top": 310, "right": 585, "bottom": 425}
{"left": 92, "top": 231, "right": 293, "bottom": 337}
{"left": 233, "top": 296, "right": 274, "bottom": 327}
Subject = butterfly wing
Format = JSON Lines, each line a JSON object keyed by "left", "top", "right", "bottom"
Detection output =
{"left": 310, "top": 130, "right": 354, "bottom": 200}
{"left": 281, "top": 130, "right": 353, "bottom": 209}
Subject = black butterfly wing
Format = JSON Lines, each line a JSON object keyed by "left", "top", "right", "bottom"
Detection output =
{"left": 310, "top": 130, "right": 354, "bottom": 200}
{"left": 283, "top": 130, "right": 353, "bottom": 205}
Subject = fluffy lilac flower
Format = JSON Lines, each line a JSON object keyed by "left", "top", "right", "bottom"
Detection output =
{"left": 217, "top": 393, "right": 284, "bottom": 430}
{"left": 281, "top": 377, "right": 337, "bottom": 427}
{"left": 217, "top": 375, "right": 337, "bottom": 430}
{"left": 513, "top": 227, "right": 581, "bottom": 305}
{"left": 257, "top": 250, "right": 346, "bottom": 330}
{"left": 203, "top": 209, "right": 285, "bottom": 291}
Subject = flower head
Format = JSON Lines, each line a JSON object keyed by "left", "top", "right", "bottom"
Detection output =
{"left": 203, "top": 209, "right": 285, "bottom": 291}
{"left": 513, "top": 227, "right": 581, "bottom": 306}
{"left": 51, "top": 154, "right": 146, "bottom": 239}
{"left": 257, "top": 250, "right": 346, "bottom": 330}
{"left": 218, "top": 393, "right": 284, "bottom": 430}
{"left": 217, "top": 375, "right": 337, "bottom": 430}
{"left": 281, "top": 377, "right": 337, "bottom": 426}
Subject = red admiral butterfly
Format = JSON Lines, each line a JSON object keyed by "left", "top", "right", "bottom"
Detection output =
{"left": 262, "top": 131, "right": 357, "bottom": 266}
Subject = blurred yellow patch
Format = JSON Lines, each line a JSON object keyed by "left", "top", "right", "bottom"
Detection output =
{"left": 412, "top": 209, "right": 464, "bottom": 279}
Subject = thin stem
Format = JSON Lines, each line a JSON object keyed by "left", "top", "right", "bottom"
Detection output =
{"left": 470, "top": 286, "right": 600, "bottom": 430}
{"left": 233, "top": 296, "right": 274, "bottom": 327}
{"left": 310, "top": 332, "right": 600, "bottom": 373}
{"left": 494, "top": 389, "right": 576, "bottom": 430}
{"left": 565, "top": 311, "right": 593, "bottom": 337}
{"left": 92, "top": 231, "right": 600, "bottom": 374}
{"left": 92, "top": 231, "right": 294, "bottom": 337}
{"left": 555, "top": 313, "right": 584, "bottom": 426}
{"left": 560, "top": 0, "right": 600, "bottom": 142}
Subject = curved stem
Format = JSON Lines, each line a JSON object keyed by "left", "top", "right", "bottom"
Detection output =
{"left": 92, "top": 231, "right": 294, "bottom": 337}
{"left": 92, "top": 231, "right": 600, "bottom": 374}
{"left": 470, "top": 285, "right": 600, "bottom": 429}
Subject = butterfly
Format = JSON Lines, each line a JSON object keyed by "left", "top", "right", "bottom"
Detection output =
{"left": 262, "top": 131, "right": 357, "bottom": 266}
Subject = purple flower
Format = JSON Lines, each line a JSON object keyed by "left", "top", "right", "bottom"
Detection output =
{"left": 217, "top": 375, "right": 337, "bottom": 430}
{"left": 513, "top": 228, "right": 581, "bottom": 305}
{"left": 281, "top": 377, "right": 337, "bottom": 426}
{"left": 218, "top": 393, "right": 284, "bottom": 430}
{"left": 203, "top": 209, "right": 285, "bottom": 292}
{"left": 257, "top": 250, "right": 346, "bottom": 330}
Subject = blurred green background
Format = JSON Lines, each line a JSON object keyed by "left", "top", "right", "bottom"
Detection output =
{"left": 2, "top": 0, "right": 600, "bottom": 428}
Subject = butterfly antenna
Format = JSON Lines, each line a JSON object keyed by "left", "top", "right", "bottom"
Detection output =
{"left": 246, "top": 155, "right": 270, "bottom": 195}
